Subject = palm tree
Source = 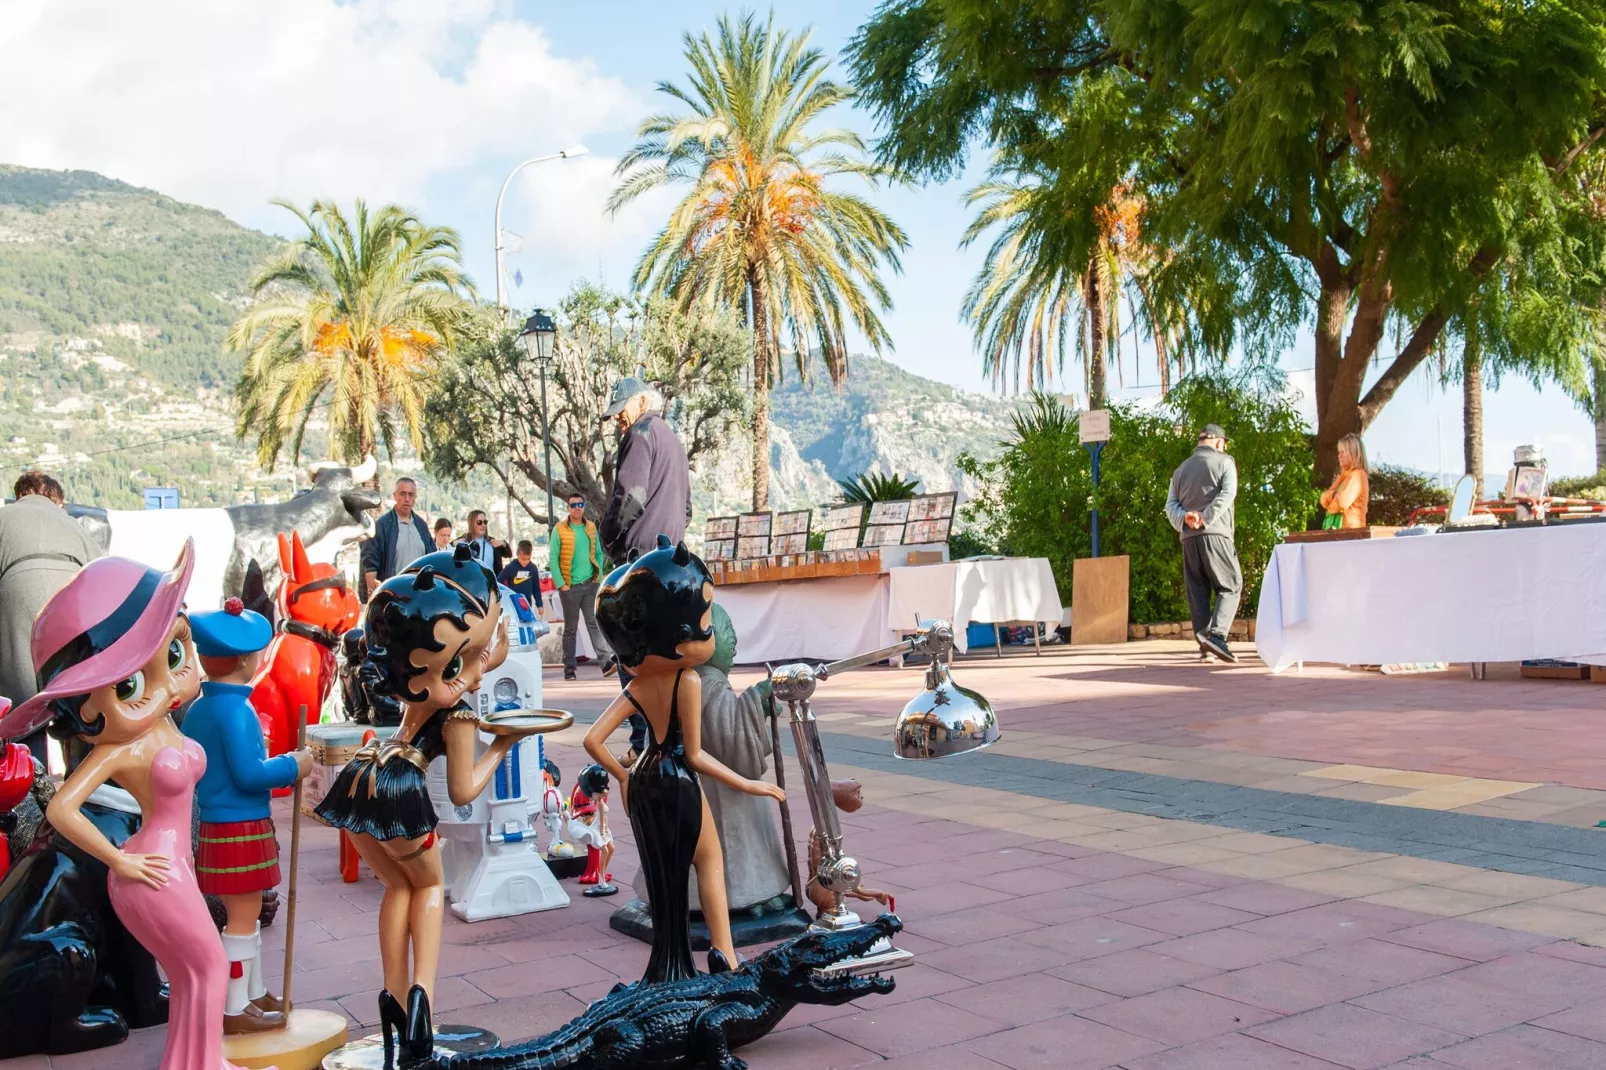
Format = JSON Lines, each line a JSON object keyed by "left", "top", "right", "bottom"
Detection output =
{"left": 838, "top": 471, "right": 920, "bottom": 502}
{"left": 607, "top": 11, "right": 907, "bottom": 510}
{"left": 962, "top": 174, "right": 1183, "bottom": 405}
{"left": 229, "top": 200, "right": 476, "bottom": 472}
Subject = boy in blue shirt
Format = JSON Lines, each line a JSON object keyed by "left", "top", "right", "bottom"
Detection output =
{"left": 183, "top": 598, "right": 312, "bottom": 1034}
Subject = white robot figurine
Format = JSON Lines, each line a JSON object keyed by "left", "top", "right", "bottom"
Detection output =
{"left": 430, "top": 586, "right": 571, "bottom": 921}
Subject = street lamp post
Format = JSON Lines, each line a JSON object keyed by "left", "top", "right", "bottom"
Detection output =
{"left": 520, "top": 310, "right": 559, "bottom": 533}
{"left": 494, "top": 146, "right": 588, "bottom": 312}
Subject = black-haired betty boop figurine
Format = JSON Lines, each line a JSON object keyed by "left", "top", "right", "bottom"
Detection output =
{"left": 584, "top": 536, "right": 784, "bottom": 983}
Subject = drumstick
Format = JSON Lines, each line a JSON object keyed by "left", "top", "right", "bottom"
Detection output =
{"left": 281, "top": 703, "right": 309, "bottom": 1013}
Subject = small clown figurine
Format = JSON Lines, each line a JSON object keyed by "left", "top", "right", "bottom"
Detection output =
{"left": 181, "top": 597, "right": 312, "bottom": 1035}
{"left": 569, "top": 763, "right": 616, "bottom": 897}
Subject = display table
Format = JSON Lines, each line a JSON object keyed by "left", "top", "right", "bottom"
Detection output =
{"left": 1255, "top": 524, "right": 1606, "bottom": 672}
{"left": 887, "top": 558, "right": 1064, "bottom": 654}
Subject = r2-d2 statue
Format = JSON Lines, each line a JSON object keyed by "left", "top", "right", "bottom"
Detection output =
{"left": 430, "top": 586, "right": 571, "bottom": 921}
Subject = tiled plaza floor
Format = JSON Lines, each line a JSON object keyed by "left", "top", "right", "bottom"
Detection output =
{"left": 10, "top": 641, "right": 1606, "bottom": 1068}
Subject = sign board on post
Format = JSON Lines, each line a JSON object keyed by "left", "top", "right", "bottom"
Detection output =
{"left": 1079, "top": 409, "right": 1111, "bottom": 443}
{"left": 142, "top": 487, "right": 179, "bottom": 510}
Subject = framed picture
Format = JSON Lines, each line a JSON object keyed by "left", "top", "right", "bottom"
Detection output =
{"left": 736, "top": 534, "right": 771, "bottom": 559}
{"left": 907, "top": 492, "right": 956, "bottom": 523}
{"left": 774, "top": 509, "right": 811, "bottom": 535}
{"left": 817, "top": 502, "right": 866, "bottom": 531}
{"left": 737, "top": 512, "right": 773, "bottom": 537}
{"left": 823, "top": 527, "right": 861, "bottom": 551}
{"left": 772, "top": 532, "right": 808, "bottom": 555}
{"left": 863, "top": 523, "right": 906, "bottom": 547}
{"left": 705, "top": 516, "right": 739, "bottom": 541}
{"left": 868, "top": 499, "right": 911, "bottom": 526}
{"left": 704, "top": 538, "right": 736, "bottom": 561}
{"left": 904, "top": 517, "right": 954, "bottom": 545}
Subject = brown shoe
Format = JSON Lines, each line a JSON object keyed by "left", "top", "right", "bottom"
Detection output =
{"left": 224, "top": 1003, "right": 286, "bottom": 1034}
{"left": 251, "top": 991, "right": 285, "bottom": 1014}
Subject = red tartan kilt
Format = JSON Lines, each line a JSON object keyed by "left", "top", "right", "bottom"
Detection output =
{"left": 196, "top": 818, "right": 281, "bottom": 895}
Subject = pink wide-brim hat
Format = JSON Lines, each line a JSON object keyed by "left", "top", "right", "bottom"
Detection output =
{"left": 0, "top": 538, "right": 195, "bottom": 741}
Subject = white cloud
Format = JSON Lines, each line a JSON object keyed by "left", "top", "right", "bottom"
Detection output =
{"left": 0, "top": 0, "right": 639, "bottom": 228}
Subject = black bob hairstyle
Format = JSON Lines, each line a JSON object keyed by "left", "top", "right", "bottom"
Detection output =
{"left": 594, "top": 535, "right": 714, "bottom": 670}
{"left": 366, "top": 543, "right": 499, "bottom": 703}
{"left": 576, "top": 762, "right": 610, "bottom": 798}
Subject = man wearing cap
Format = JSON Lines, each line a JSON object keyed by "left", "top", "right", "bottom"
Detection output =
{"left": 1165, "top": 423, "right": 1243, "bottom": 663}
{"left": 182, "top": 598, "right": 312, "bottom": 1034}
{"left": 598, "top": 376, "right": 690, "bottom": 758}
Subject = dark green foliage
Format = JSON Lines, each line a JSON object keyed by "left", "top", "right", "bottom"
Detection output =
{"left": 1368, "top": 466, "right": 1452, "bottom": 527}
{"left": 959, "top": 376, "right": 1316, "bottom": 622}
{"left": 838, "top": 471, "right": 921, "bottom": 502}
{"left": 947, "top": 526, "right": 999, "bottom": 559}
{"left": 1548, "top": 472, "right": 1606, "bottom": 501}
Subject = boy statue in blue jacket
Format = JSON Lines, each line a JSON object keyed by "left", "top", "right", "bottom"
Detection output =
{"left": 183, "top": 597, "right": 312, "bottom": 1034}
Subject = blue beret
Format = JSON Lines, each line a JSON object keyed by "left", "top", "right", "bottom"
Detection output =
{"left": 192, "top": 598, "right": 273, "bottom": 657}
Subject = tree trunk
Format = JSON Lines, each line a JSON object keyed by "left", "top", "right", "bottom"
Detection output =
{"left": 1085, "top": 265, "right": 1108, "bottom": 409}
{"left": 1462, "top": 330, "right": 1484, "bottom": 500}
{"left": 749, "top": 269, "right": 772, "bottom": 511}
{"left": 1594, "top": 360, "right": 1606, "bottom": 474}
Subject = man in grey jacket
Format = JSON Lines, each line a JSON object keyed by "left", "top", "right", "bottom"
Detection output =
{"left": 1165, "top": 423, "right": 1242, "bottom": 663}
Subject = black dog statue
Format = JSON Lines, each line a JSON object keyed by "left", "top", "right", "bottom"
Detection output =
{"left": 0, "top": 759, "right": 167, "bottom": 1058}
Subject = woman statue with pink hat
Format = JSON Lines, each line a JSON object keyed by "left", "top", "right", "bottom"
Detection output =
{"left": 0, "top": 538, "right": 253, "bottom": 1070}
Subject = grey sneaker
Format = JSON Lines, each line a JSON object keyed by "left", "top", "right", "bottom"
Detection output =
{"left": 1199, "top": 632, "right": 1237, "bottom": 664}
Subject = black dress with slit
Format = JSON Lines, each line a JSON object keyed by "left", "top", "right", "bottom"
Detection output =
{"left": 624, "top": 670, "right": 702, "bottom": 983}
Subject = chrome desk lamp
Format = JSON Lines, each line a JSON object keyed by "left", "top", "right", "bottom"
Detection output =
{"left": 767, "top": 619, "right": 999, "bottom": 974}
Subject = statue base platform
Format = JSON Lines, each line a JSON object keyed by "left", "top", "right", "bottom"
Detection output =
{"left": 609, "top": 894, "right": 811, "bottom": 949}
{"left": 546, "top": 854, "right": 587, "bottom": 880}
{"left": 321, "top": 1024, "right": 499, "bottom": 1069}
{"left": 224, "top": 1008, "right": 349, "bottom": 1070}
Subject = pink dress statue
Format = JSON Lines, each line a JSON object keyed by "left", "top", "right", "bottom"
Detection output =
{"left": 107, "top": 740, "right": 246, "bottom": 1070}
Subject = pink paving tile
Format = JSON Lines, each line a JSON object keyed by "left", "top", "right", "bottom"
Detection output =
{"left": 1034, "top": 915, "right": 1171, "bottom": 960}
{"left": 877, "top": 1049, "right": 1014, "bottom": 1069}
{"left": 490, "top": 926, "right": 628, "bottom": 964}
{"left": 1379, "top": 920, "right": 1557, "bottom": 962}
{"left": 721, "top": 1024, "right": 884, "bottom": 1069}
{"left": 1046, "top": 853, "right": 1170, "bottom": 880}
{"left": 874, "top": 858, "right": 992, "bottom": 890}
{"left": 1103, "top": 896, "right": 1262, "bottom": 936}
{"left": 931, "top": 970, "right": 1117, "bottom": 1026}
{"left": 891, "top": 880, "right": 1021, "bottom": 918}
{"left": 1121, "top": 1031, "right": 1351, "bottom": 1069}
{"left": 1349, "top": 973, "right": 1573, "bottom": 1036}
{"left": 1151, "top": 864, "right": 1250, "bottom": 889}
{"left": 1193, "top": 883, "right": 1339, "bottom": 916}
{"left": 1077, "top": 871, "right": 1216, "bottom": 905}
{"left": 452, "top": 989, "right": 592, "bottom": 1046}
{"left": 434, "top": 942, "right": 517, "bottom": 977}
{"left": 1150, "top": 927, "right": 1326, "bottom": 971}
{"left": 967, "top": 864, "right": 1100, "bottom": 896}
{"left": 1189, "top": 959, "right": 1389, "bottom": 1013}
{"left": 337, "top": 975, "right": 493, "bottom": 1027}
{"left": 49, "top": 1024, "right": 169, "bottom": 1069}
{"left": 1424, "top": 1024, "right": 1606, "bottom": 1070}
{"left": 1531, "top": 996, "right": 1606, "bottom": 1043}
{"left": 1449, "top": 951, "right": 1606, "bottom": 1006}
{"left": 917, "top": 935, "right": 1078, "bottom": 983}
{"left": 815, "top": 996, "right": 1004, "bottom": 1057}
{"left": 1246, "top": 1003, "right": 1466, "bottom": 1069}
{"left": 904, "top": 904, "right": 1048, "bottom": 947}
{"left": 1017, "top": 838, "right": 1098, "bottom": 860}
{"left": 1049, "top": 947, "right": 1225, "bottom": 996}
{"left": 462, "top": 953, "right": 617, "bottom": 998}
{"left": 1080, "top": 984, "right": 1278, "bottom": 1044}
{"left": 1235, "top": 903, "right": 1420, "bottom": 947}
{"left": 1292, "top": 939, "right": 1475, "bottom": 986}
{"left": 962, "top": 1014, "right": 1166, "bottom": 1070}
{"left": 1533, "top": 940, "right": 1606, "bottom": 968}
{"left": 1006, "top": 885, "right": 1127, "bottom": 925}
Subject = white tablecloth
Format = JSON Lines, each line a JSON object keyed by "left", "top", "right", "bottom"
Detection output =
{"left": 886, "top": 558, "right": 1064, "bottom": 654}
{"left": 1255, "top": 525, "right": 1606, "bottom": 671}
{"left": 719, "top": 574, "right": 892, "bottom": 663}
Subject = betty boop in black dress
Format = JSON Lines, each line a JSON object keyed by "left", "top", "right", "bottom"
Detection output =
{"left": 582, "top": 535, "right": 785, "bottom": 982}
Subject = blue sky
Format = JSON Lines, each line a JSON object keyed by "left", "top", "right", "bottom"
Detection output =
{"left": 3, "top": 0, "right": 1597, "bottom": 477}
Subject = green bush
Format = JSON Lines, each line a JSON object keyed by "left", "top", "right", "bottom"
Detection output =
{"left": 1549, "top": 471, "right": 1606, "bottom": 500}
{"left": 1368, "top": 466, "right": 1451, "bottom": 526}
{"left": 958, "top": 376, "right": 1318, "bottom": 623}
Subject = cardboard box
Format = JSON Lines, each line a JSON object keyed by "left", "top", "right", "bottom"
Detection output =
{"left": 906, "top": 551, "right": 945, "bottom": 565}
{"left": 1519, "top": 660, "right": 1589, "bottom": 680}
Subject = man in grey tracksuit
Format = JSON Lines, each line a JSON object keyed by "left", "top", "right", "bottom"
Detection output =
{"left": 1165, "top": 423, "right": 1242, "bottom": 662}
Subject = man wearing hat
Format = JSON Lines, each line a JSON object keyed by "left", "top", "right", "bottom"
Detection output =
{"left": 597, "top": 376, "right": 690, "bottom": 758}
{"left": 1165, "top": 423, "right": 1242, "bottom": 663}
{"left": 182, "top": 598, "right": 312, "bottom": 1034}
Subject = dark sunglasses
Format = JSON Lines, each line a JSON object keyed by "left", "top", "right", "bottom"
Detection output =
{"left": 567, "top": 501, "right": 585, "bottom": 509}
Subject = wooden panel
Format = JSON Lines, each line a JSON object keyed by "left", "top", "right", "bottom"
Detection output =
{"left": 1284, "top": 526, "right": 1400, "bottom": 543}
{"left": 1071, "top": 555, "right": 1129, "bottom": 645}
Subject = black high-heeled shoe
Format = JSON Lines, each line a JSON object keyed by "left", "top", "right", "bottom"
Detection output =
{"left": 376, "top": 989, "right": 406, "bottom": 1068}
{"left": 399, "top": 984, "right": 434, "bottom": 1067}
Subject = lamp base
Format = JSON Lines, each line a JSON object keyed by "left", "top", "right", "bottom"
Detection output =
{"left": 224, "top": 1009, "right": 349, "bottom": 1070}
{"left": 321, "top": 1025, "right": 499, "bottom": 1069}
{"left": 609, "top": 894, "right": 812, "bottom": 949}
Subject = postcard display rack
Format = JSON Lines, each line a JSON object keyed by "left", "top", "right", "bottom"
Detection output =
{"left": 702, "top": 492, "right": 958, "bottom": 586}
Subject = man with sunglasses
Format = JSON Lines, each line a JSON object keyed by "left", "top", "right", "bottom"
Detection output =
{"left": 549, "top": 496, "right": 615, "bottom": 681}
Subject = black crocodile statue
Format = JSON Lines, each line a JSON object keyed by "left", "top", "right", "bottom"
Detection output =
{"left": 418, "top": 914, "right": 902, "bottom": 1070}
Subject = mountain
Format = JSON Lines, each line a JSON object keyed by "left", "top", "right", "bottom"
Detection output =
{"left": 0, "top": 164, "right": 1017, "bottom": 531}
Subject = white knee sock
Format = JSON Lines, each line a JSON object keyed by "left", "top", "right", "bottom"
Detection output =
{"left": 247, "top": 923, "right": 269, "bottom": 1001}
{"left": 221, "top": 932, "right": 256, "bottom": 1016}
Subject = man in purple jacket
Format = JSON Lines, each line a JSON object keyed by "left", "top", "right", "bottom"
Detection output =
{"left": 598, "top": 376, "right": 691, "bottom": 757}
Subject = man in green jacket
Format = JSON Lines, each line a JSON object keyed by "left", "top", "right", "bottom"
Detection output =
{"left": 549, "top": 495, "right": 615, "bottom": 680}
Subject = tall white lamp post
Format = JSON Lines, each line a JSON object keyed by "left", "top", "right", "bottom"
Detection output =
{"left": 494, "top": 146, "right": 588, "bottom": 311}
